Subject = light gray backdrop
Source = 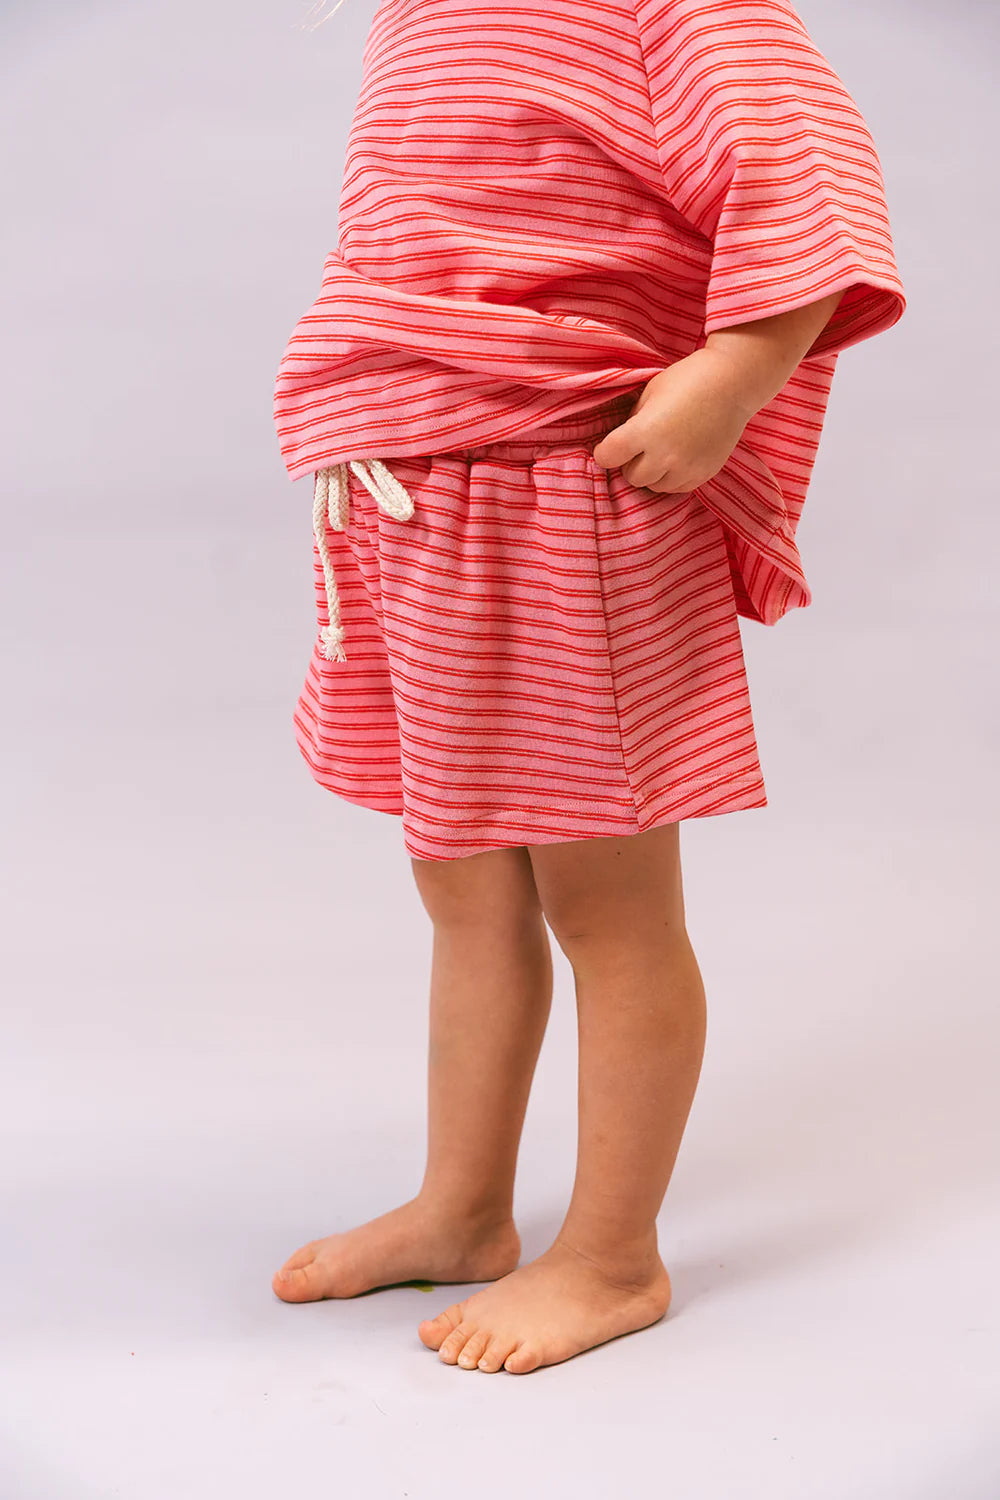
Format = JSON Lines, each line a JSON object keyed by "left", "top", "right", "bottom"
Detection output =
{"left": 2, "top": 1, "right": 997, "bottom": 1496}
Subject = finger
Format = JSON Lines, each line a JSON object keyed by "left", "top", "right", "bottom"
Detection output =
{"left": 620, "top": 452, "right": 674, "bottom": 489}
{"left": 645, "top": 473, "right": 696, "bottom": 494}
{"left": 590, "top": 420, "right": 645, "bottom": 470}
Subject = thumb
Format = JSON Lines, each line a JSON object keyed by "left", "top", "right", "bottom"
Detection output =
{"left": 591, "top": 417, "right": 644, "bottom": 471}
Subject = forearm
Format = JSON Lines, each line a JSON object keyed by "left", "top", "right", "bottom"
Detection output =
{"left": 700, "top": 290, "right": 844, "bottom": 419}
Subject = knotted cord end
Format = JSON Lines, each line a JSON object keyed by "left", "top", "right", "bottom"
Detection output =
{"left": 312, "top": 457, "right": 416, "bottom": 666}
{"left": 320, "top": 622, "right": 348, "bottom": 663}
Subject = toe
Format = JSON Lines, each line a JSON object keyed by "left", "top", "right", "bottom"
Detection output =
{"left": 456, "top": 1329, "right": 490, "bottom": 1370}
{"left": 438, "top": 1322, "right": 476, "bottom": 1365}
{"left": 418, "top": 1301, "right": 466, "bottom": 1351}
{"left": 476, "top": 1339, "right": 508, "bottom": 1374}
{"left": 275, "top": 1243, "right": 315, "bottom": 1277}
{"left": 272, "top": 1245, "right": 323, "bottom": 1302}
{"left": 272, "top": 1257, "right": 327, "bottom": 1303}
{"left": 504, "top": 1344, "right": 542, "bottom": 1375}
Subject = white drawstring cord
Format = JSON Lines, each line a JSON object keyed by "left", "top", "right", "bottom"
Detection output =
{"left": 311, "top": 459, "right": 416, "bottom": 661}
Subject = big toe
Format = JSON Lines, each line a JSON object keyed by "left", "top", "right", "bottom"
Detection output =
{"left": 273, "top": 1247, "right": 327, "bottom": 1302}
{"left": 418, "top": 1301, "right": 465, "bottom": 1350}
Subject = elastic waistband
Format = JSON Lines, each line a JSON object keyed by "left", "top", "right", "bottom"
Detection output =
{"left": 456, "top": 390, "right": 637, "bottom": 462}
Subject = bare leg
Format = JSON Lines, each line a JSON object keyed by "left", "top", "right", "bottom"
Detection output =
{"left": 412, "top": 844, "right": 555, "bottom": 1219}
{"left": 273, "top": 845, "right": 553, "bottom": 1301}
{"left": 418, "top": 822, "right": 704, "bottom": 1372}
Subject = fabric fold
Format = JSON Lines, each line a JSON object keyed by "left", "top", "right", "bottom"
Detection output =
{"left": 274, "top": 0, "right": 906, "bottom": 629}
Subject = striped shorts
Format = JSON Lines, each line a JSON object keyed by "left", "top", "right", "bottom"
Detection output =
{"left": 294, "top": 392, "right": 768, "bottom": 861}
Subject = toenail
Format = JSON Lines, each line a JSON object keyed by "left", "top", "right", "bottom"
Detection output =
{"left": 458, "top": 1353, "right": 476, "bottom": 1367}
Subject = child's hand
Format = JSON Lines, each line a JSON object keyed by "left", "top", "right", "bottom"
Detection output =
{"left": 590, "top": 348, "right": 756, "bottom": 494}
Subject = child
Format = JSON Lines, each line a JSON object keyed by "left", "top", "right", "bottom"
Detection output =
{"left": 270, "top": 0, "right": 905, "bottom": 1374}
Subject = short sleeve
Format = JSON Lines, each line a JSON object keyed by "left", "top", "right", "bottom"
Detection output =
{"left": 633, "top": 0, "right": 906, "bottom": 358}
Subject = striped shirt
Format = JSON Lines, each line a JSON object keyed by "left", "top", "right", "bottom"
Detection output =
{"left": 273, "top": 0, "right": 905, "bottom": 625}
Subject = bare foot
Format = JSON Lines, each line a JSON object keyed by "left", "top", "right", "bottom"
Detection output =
{"left": 272, "top": 1197, "right": 521, "bottom": 1302}
{"left": 417, "top": 1238, "right": 671, "bottom": 1373}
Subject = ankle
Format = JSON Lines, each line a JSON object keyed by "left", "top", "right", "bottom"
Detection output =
{"left": 551, "top": 1225, "right": 663, "bottom": 1286}
{"left": 414, "top": 1185, "right": 515, "bottom": 1231}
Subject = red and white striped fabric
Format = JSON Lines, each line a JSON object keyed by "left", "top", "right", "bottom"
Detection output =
{"left": 274, "top": 0, "right": 905, "bottom": 627}
{"left": 275, "top": 0, "right": 906, "bottom": 857}
{"left": 294, "top": 395, "right": 771, "bottom": 859}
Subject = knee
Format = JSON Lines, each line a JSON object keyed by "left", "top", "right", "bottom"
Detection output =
{"left": 533, "top": 885, "right": 608, "bottom": 953}
{"left": 530, "top": 847, "right": 687, "bottom": 956}
{"left": 543, "top": 898, "right": 687, "bottom": 966}
{"left": 410, "top": 846, "right": 544, "bottom": 930}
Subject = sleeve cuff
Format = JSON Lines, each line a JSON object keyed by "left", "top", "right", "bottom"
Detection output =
{"left": 703, "top": 272, "right": 907, "bottom": 360}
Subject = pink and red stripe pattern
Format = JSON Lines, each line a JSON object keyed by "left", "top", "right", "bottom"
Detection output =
{"left": 274, "top": 0, "right": 904, "bottom": 625}
{"left": 294, "top": 400, "right": 770, "bottom": 859}
{"left": 277, "top": 0, "right": 906, "bottom": 856}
